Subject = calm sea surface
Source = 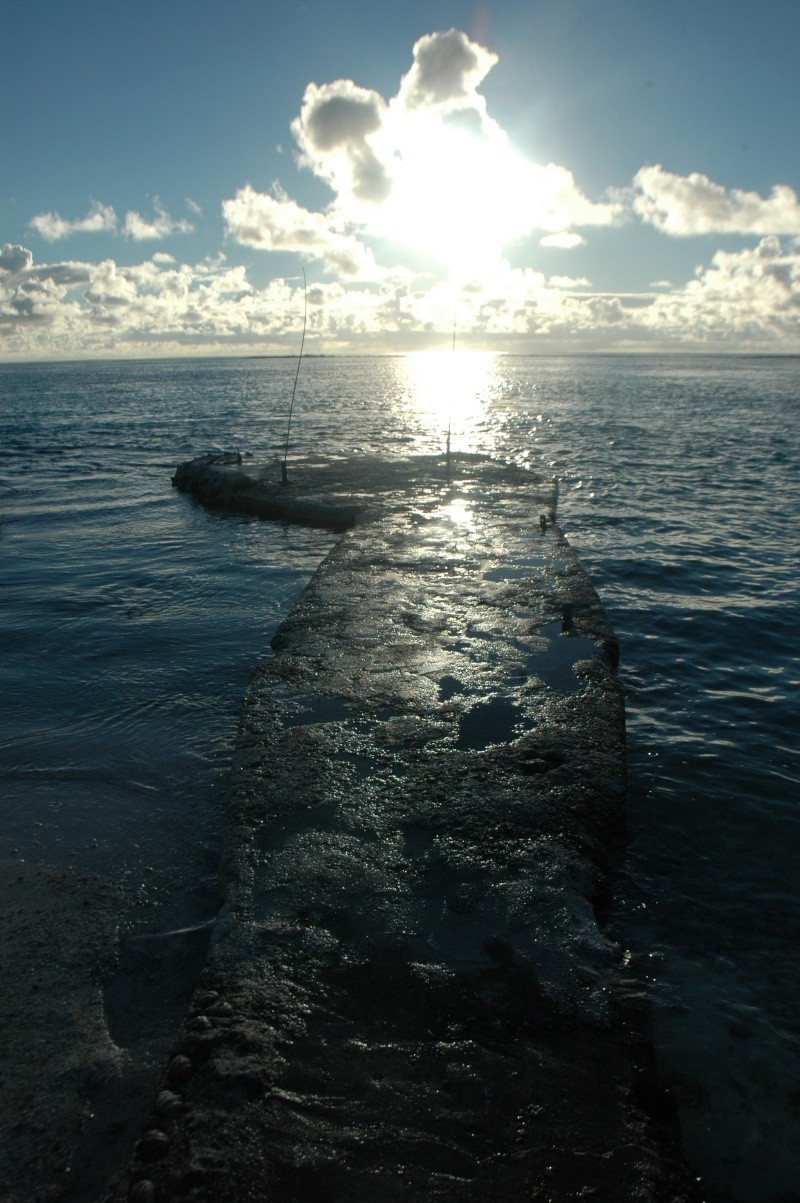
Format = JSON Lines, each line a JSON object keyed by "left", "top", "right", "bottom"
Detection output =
{"left": 1, "top": 354, "right": 798, "bottom": 1201}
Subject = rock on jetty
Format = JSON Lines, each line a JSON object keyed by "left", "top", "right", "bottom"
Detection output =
{"left": 117, "top": 453, "right": 696, "bottom": 1201}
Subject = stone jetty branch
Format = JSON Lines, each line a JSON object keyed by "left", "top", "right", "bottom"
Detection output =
{"left": 117, "top": 452, "right": 697, "bottom": 1201}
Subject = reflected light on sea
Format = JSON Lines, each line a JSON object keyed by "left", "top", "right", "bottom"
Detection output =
{"left": 400, "top": 350, "right": 498, "bottom": 454}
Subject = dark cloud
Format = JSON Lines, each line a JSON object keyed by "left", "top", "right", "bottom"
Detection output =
{"left": 0, "top": 243, "right": 33, "bottom": 274}
{"left": 301, "top": 87, "right": 384, "bottom": 151}
{"left": 292, "top": 80, "right": 392, "bottom": 204}
{"left": 29, "top": 263, "right": 92, "bottom": 286}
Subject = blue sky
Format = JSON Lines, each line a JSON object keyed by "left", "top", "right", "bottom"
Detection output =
{"left": 2, "top": 0, "right": 799, "bottom": 359}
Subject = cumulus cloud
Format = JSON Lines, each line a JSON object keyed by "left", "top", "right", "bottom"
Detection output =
{"left": 0, "top": 245, "right": 269, "bottom": 353}
{"left": 0, "top": 243, "right": 34, "bottom": 273}
{"left": 634, "top": 165, "right": 800, "bottom": 236}
{"left": 222, "top": 184, "right": 378, "bottom": 278}
{"left": 0, "top": 280, "right": 63, "bottom": 326}
{"left": 28, "top": 262, "right": 93, "bottom": 287}
{"left": 2, "top": 237, "right": 800, "bottom": 358}
{"left": 123, "top": 200, "right": 194, "bottom": 240}
{"left": 549, "top": 275, "right": 591, "bottom": 289}
{"left": 27, "top": 198, "right": 196, "bottom": 244}
{"left": 458, "top": 240, "right": 800, "bottom": 347}
{"left": 0, "top": 247, "right": 92, "bottom": 333}
{"left": 646, "top": 237, "right": 800, "bottom": 339}
{"left": 84, "top": 260, "right": 141, "bottom": 309}
{"left": 397, "top": 28, "right": 498, "bottom": 113}
{"left": 226, "top": 29, "right": 621, "bottom": 279}
{"left": 28, "top": 201, "right": 117, "bottom": 241}
{"left": 292, "top": 80, "right": 392, "bottom": 205}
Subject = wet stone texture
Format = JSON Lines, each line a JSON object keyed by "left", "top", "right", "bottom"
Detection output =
{"left": 119, "top": 454, "right": 697, "bottom": 1202}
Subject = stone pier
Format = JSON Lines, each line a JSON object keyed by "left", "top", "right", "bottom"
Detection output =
{"left": 116, "top": 454, "right": 696, "bottom": 1201}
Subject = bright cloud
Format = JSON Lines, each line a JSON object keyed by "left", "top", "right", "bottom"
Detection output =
{"left": 540, "top": 233, "right": 586, "bottom": 249}
{"left": 370, "top": 124, "right": 618, "bottom": 274}
{"left": 0, "top": 246, "right": 265, "bottom": 353}
{"left": 641, "top": 236, "right": 800, "bottom": 343}
{"left": 28, "top": 201, "right": 117, "bottom": 242}
{"left": 226, "top": 29, "right": 622, "bottom": 277}
{"left": 4, "top": 235, "right": 798, "bottom": 360}
{"left": 634, "top": 165, "right": 800, "bottom": 236}
{"left": 27, "top": 199, "right": 195, "bottom": 243}
{"left": 222, "top": 184, "right": 379, "bottom": 278}
{"left": 122, "top": 200, "right": 194, "bottom": 240}
{"left": 397, "top": 28, "right": 498, "bottom": 113}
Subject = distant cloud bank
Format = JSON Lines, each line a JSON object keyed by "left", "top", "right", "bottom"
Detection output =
{"left": 3, "top": 233, "right": 799, "bottom": 358}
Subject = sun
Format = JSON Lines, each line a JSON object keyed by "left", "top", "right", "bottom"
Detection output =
{"left": 372, "top": 113, "right": 534, "bottom": 275}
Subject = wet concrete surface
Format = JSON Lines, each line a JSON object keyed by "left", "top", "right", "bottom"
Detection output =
{"left": 115, "top": 454, "right": 697, "bottom": 1201}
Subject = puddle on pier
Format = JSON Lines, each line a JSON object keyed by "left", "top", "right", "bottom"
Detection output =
{"left": 518, "top": 620, "right": 599, "bottom": 693}
{"left": 443, "top": 619, "right": 600, "bottom": 750}
{"left": 281, "top": 694, "right": 354, "bottom": 728}
{"left": 457, "top": 695, "right": 527, "bottom": 750}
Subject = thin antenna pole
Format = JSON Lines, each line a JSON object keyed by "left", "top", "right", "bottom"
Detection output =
{"left": 281, "top": 268, "right": 307, "bottom": 485}
{"left": 446, "top": 297, "right": 456, "bottom": 480}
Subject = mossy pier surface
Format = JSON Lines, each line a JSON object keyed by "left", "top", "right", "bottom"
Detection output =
{"left": 116, "top": 453, "right": 696, "bottom": 1202}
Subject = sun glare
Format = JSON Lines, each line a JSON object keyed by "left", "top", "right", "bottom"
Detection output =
{"left": 376, "top": 116, "right": 533, "bottom": 274}
{"left": 403, "top": 350, "right": 497, "bottom": 449}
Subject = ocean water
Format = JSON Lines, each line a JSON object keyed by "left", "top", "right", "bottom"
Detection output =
{"left": 1, "top": 353, "right": 798, "bottom": 1201}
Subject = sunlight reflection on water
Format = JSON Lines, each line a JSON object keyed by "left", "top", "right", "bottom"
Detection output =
{"left": 400, "top": 350, "right": 497, "bottom": 454}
